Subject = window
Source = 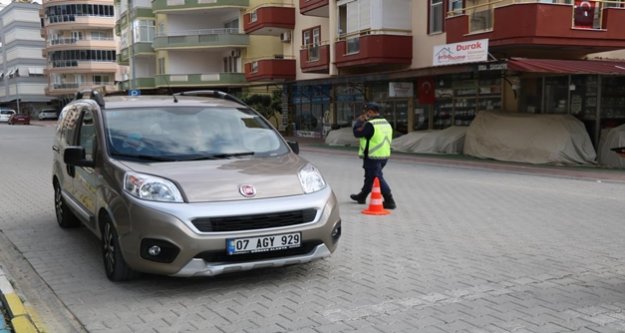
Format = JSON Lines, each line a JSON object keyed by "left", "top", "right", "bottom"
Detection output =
{"left": 303, "top": 27, "right": 321, "bottom": 61}
{"left": 449, "top": 0, "right": 463, "bottom": 15}
{"left": 337, "top": 0, "right": 371, "bottom": 36}
{"left": 158, "top": 58, "right": 165, "bottom": 75}
{"left": 429, "top": 0, "right": 444, "bottom": 34}
{"left": 91, "top": 31, "right": 108, "bottom": 40}
{"left": 250, "top": 11, "right": 257, "bottom": 23}
{"left": 78, "top": 109, "right": 96, "bottom": 161}
{"left": 135, "top": 19, "right": 155, "bottom": 42}
{"left": 71, "top": 31, "right": 83, "bottom": 41}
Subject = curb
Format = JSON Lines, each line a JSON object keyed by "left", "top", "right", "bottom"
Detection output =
{"left": 0, "top": 269, "right": 39, "bottom": 333}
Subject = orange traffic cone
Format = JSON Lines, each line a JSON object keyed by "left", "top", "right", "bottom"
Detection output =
{"left": 362, "top": 177, "right": 390, "bottom": 215}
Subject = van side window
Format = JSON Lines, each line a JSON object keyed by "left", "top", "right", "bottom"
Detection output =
{"left": 78, "top": 109, "right": 96, "bottom": 160}
{"left": 62, "top": 106, "right": 80, "bottom": 145}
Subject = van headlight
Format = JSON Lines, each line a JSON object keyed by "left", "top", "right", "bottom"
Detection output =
{"left": 298, "top": 164, "right": 326, "bottom": 193}
{"left": 124, "top": 172, "right": 183, "bottom": 203}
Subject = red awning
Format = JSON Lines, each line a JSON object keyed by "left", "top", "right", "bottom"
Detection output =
{"left": 508, "top": 58, "right": 625, "bottom": 75}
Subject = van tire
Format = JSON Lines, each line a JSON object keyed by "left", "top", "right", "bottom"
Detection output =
{"left": 102, "top": 217, "right": 138, "bottom": 281}
{"left": 54, "top": 182, "right": 81, "bottom": 228}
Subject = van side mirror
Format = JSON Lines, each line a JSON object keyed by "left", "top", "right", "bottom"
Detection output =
{"left": 64, "top": 146, "right": 95, "bottom": 168}
{"left": 287, "top": 140, "right": 299, "bottom": 155}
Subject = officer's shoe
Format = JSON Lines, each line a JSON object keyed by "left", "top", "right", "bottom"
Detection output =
{"left": 383, "top": 194, "right": 396, "bottom": 210}
{"left": 350, "top": 192, "right": 367, "bottom": 204}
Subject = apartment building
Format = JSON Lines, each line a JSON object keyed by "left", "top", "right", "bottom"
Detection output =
{"left": 40, "top": 0, "right": 124, "bottom": 102}
{"left": 113, "top": 0, "right": 625, "bottom": 144}
{"left": 116, "top": 0, "right": 287, "bottom": 93}
{"left": 0, "top": 1, "right": 53, "bottom": 114}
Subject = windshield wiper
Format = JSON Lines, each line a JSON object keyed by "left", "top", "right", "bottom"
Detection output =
{"left": 110, "top": 152, "right": 176, "bottom": 162}
{"left": 182, "top": 152, "right": 255, "bottom": 161}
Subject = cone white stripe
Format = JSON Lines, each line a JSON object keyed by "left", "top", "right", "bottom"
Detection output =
{"left": 370, "top": 198, "right": 383, "bottom": 205}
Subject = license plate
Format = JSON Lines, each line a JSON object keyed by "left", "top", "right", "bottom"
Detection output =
{"left": 227, "top": 232, "right": 302, "bottom": 255}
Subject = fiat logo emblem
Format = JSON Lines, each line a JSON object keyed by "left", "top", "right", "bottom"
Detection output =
{"left": 239, "top": 184, "right": 256, "bottom": 198}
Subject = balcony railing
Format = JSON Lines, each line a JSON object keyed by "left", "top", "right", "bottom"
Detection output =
{"left": 153, "top": 28, "right": 249, "bottom": 49}
{"left": 119, "top": 77, "right": 156, "bottom": 90}
{"left": 52, "top": 81, "right": 115, "bottom": 89}
{"left": 445, "top": 0, "right": 625, "bottom": 54}
{"left": 448, "top": 0, "right": 625, "bottom": 32}
{"left": 152, "top": 0, "right": 249, "bottom": 12}
{"left": 48, "top": 36, "right": 114, "bottom": 46}
{"left": 153, "top": 73, "right": 246, "bottom": 87}
{"left": 299, "top": 43, "right": 330, "bottom": 73}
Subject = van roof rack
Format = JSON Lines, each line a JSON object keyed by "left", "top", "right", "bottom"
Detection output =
{"left": 173, "top": 90, "right": 248, "bottom": 107}
{"left": 74, "top": 89, "right": 105, "bottom": 108}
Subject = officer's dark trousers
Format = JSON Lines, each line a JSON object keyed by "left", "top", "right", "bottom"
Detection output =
{"left": 360, "top": 158, "right": 391, "bottom": 196}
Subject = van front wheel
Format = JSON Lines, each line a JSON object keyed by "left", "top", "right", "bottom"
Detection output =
{"left": 102, "top": 218, "right": 138, "bottom": 281}
{"left": 54, "top": 182, "right": 80, "bottom": 228}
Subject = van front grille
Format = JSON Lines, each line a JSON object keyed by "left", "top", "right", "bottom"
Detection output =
{"left": 192, "top": 209, "right": 317, "bottom": 232}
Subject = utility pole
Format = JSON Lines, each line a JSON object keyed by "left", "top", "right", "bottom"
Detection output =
{"left": 128, "top": 0, "right": 136, "bottom": 91}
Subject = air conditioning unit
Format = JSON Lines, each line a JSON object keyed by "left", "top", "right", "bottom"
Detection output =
{"left": 231, "top": 49, "right": 241, "bottom": 57}
{"left": 280, "top": 32, "right": 291, "bottom": 43}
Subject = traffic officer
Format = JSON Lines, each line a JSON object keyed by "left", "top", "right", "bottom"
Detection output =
{"left": 350, "top": 102, "right": 396, "bottom": 209}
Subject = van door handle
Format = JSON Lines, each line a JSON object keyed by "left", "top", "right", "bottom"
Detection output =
{"left": 52, "top": 145, "right": 59, "bottom": 152}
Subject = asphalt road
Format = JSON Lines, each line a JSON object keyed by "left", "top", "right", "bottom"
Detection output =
{"left": 2, "top": 123, "right": 625, "bottom": 333}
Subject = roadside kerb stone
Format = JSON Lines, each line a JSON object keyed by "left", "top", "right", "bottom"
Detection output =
{"left": 0, "top": 269, "right": 39, "bottom": 333}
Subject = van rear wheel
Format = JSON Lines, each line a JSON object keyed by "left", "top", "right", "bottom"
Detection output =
{"left": 102, "top": 217, "right": 138, "bottom": 281}
{"left": 54, "top": 182, "right": 80, "bottom": 228}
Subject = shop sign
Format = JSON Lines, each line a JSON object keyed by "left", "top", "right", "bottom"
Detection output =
{"left": 477, "top": 62, "right": 507, "bottom": 71}
{"left": 389, "top": 82, "right": 414, "bottom": 98}
{"left": 433, "top": 39, "right": 489, "bottom": 66}
{"left": 296, "top": 130, "right": 322, "bottom": 139}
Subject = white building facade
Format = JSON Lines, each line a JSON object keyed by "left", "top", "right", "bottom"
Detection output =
{"left": 0, "top": 1, "right": 53, "bottom": 113}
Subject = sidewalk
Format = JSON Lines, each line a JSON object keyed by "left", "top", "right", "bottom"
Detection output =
{"left": 290, "top": 136, "right": 625, "bottom": 183}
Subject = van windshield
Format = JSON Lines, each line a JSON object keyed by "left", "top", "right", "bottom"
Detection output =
{"left": 103, "top": 106, "right": 288, "bottom": 161}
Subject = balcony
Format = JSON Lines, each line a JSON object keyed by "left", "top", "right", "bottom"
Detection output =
{"left": 119, "top": 77, "right": 156, "bottom": 91}
{"left": 46, "top": 37, "right": 117, "bottom": 52}
{"left": 45, "top": 15, "right": 115, "bottom": 30}
{"left": 299, "top": 0, "right": 328, "bottom": 17}
{"left": 46, "top": 61, "right": 119, "bottom": 74}
{"left": 153, "top": 73, "right": 246, "bottom": 88}
{"left": 244, "top": 57, "right": 296, "bottom": 82}
{"left": 46, "top": 82, "right": 118, "bottom": 96}
{"left": 243, "top": 5, "right": 295, "bottom": 35}
{"left": 299, "top": 44, "right": 330, "bottom": 74}
{"left": 119, "top": 42, "right": 156, "bottom": 63}
{"left": 153, "top": 29, "right": 249, "bottom": 50}
{"left": 152, "top": 0, "right": 248, "bottom": 13}
{"left": 334, "top": 33, "right": 412, "bottom": 69}
{"left": 446, "top": 1, "right": 625, "bottom": 58}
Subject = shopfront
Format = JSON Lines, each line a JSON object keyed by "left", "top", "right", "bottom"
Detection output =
{"left": 507, "top": 57, "right": 625, "bottom": 145}
{"left": 287, "top": 56, "right": 625, "bottom": 148}
{"left": 290, "top": 84, "right": 331, "bottom": 138}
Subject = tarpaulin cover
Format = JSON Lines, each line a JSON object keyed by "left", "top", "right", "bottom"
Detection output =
{"left": 464, "top": 111, "right": 596, "bottom": 165}
{"left": 325, "top": 127, "right": 359, "bottom": 146}
{"left": 508, "top": 58, "right": 625, "bottom": 75}
{"left": 598, "top": 124, "right": 625, "bottom": 168}
{"left": 391, "top": 127, "right": 467, "bottom": 154}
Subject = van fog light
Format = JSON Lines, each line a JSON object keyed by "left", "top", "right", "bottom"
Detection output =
{"left": 148, "top": 245, "right": 162, "bottom": 256}
{"left": 331, "top": 221, "right": 342, "bottom": 241}
{"left": 140, "top": 239, "right": 180, "bottom": 263}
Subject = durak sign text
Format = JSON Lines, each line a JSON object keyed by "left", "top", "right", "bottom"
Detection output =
{"left": 433, "top": 39, "right": 489, "bottom": 66}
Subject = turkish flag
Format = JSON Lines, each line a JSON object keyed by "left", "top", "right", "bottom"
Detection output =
{"left": 418, "top": 77, "right": 436, "bottom": 105}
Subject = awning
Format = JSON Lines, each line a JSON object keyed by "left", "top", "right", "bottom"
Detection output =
{"left": 508, "top": 58, "right": 625, "bottom": 75}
